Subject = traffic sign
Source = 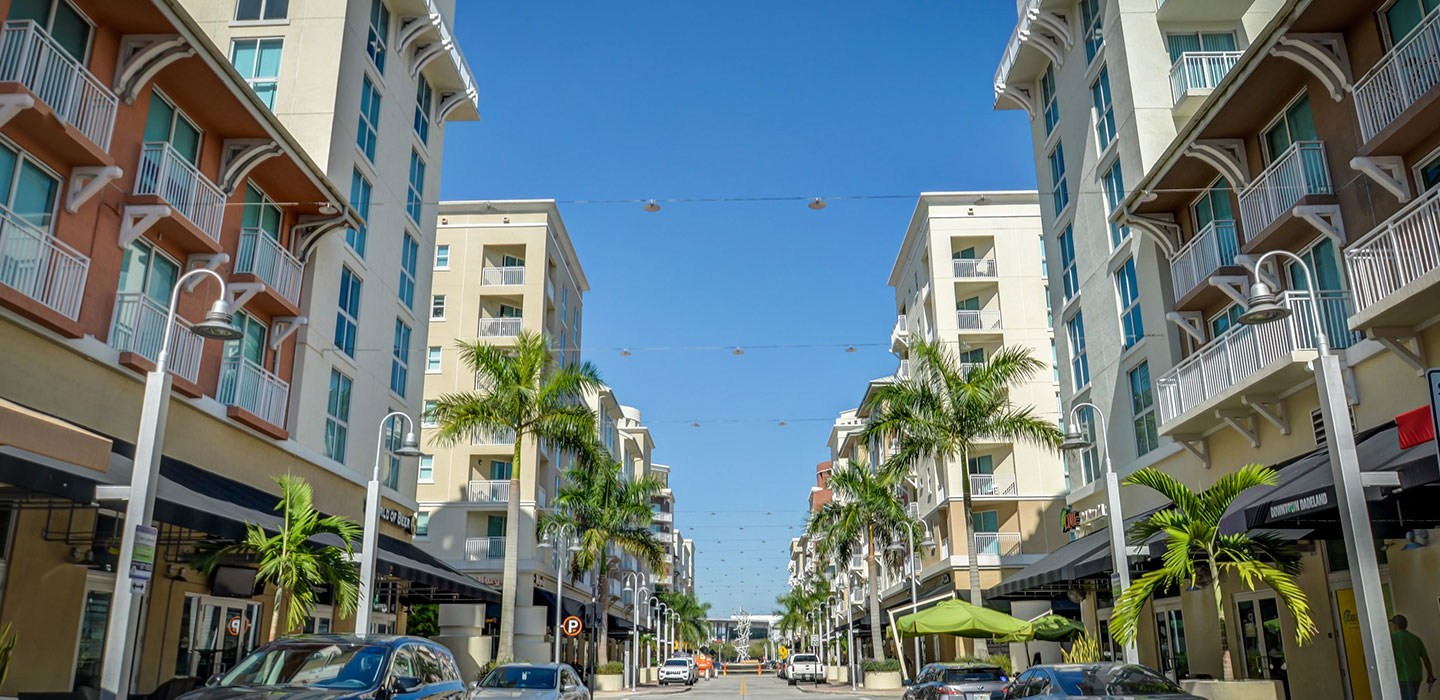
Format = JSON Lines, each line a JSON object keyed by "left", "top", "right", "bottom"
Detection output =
{"left": 562, "top": 615, "right": 583, "bottom": 637}
{"left": 778, "top": 645, "right": 788, "bottom": 660}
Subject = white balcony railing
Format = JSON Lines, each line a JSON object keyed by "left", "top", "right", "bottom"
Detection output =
{"left": 1354, "top": 8, "right": 1440, "bottom": 144}
{"left": 108, "top": 292, "right": 203, "bottom": 384}
{"left": 477, "top": 317, "right": 522, "bottom": 337}
{"left": 466, "top": 480, "right": 511, "bottom": 503}
{"left": 1170, "top": 219, "right": 1240, "bottom": 300}
{"left": 993, "top": 0, "right": 1042, "bottom": 96}
{"left": 972, "top": 532, "right": 1021, "bottom": 556}
{"left": 465, "top": 537, "right": 505, "bottom": 560}
{"left": 1156, "top": 291, "right": 1360, "bottom": 424}
{"left": 235, "top": 229, "right": 302, "bottom": 306}
{"left": 0, "top": 21, "right": 118, "bottom": 150}
{"left": 0, "top": 206, "right": 87, "bottom": 320}
{"left": 134, "top": 142, "right": 225, "bottom": 244}
{"left": 217, "top": 357, "right": 289, "bottom": 427}
{"left": 653, "top": 510, "right": 673, "bottom": 523}
{"left": 1346, "top": 187, "right": 1440, "bottom": 314}
{"left": 481, "top": 266, "right": 524, "bottom": 286}
{"left": 896, "top": 358, "right": 910, "bottom": 379}
{"left": 953, "top": 258, "right": 998, "bottom": 278}
{"left": 1169, "top": 51, "right": 1242, "bottom": 105}
{"left": 971, "top": 474, "right": 1018, "bottom": 497}
{"left": 1238, "top": 141, "right": 1332, "bottom": 241}
{"left": 956, "top": 309, "right": 1002, "bottom": 331}
{"left": 470, "top": 428, "right": 516, "bottom": 445}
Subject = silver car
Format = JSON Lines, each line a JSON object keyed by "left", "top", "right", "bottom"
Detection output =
{"left": 471, "top": 663, "right": 590, "bottom": 700}
{"left": 905, "top": 662, "right": 1009, "bottom": 700}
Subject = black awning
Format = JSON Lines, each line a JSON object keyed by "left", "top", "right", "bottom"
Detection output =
{"left": 0, "top": 447, "right": 102, "bottom": 503}
{"left": 609, "top": 615, "right": 635, "bottom": 639}
{"left": 377, "top": 535, "right": 500, "bottom": 604}
{"left": 987, "top": 529, "right": 1110, "bottom": 599}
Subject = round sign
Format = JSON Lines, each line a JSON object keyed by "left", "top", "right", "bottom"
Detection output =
{"left": 226, "top": 615, "right": 247, "bottom": 637}
{"left": 561, "top": 615, "right": 583, "bottom": 637}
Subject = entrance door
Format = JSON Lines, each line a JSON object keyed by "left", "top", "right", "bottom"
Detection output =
{"left": 1331, "top": 581, "right": 1395, "bottom": 700}
{"left": 1236, "top": 595, "right": 1290, "bottom": 698}
{"left": 71, "top": 574, "right": 114, "bottom": 690}
{"left": 178, "top": 594, "right": 261, "bottom": 680}
{"left": 1153, "top": 605, "right": 1189, "bottom": 681}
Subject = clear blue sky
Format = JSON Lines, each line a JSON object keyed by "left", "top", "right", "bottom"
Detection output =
{"left": 440, "top": 2, "right": 1035, "bottom": 617}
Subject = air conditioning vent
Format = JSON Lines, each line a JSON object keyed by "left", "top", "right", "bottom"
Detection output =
{"left": 1311, "top": 408, "right": 1326, "bottom": 446}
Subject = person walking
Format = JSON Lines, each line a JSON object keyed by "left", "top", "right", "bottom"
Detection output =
{"left": 1391, "top": 615, "right": 1435, "bottom": 700}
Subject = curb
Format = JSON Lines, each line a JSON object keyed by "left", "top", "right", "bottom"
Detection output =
{"left": 793, "top": 683, "right": 904, "bottom": 696}
{"left": 594, "top": 685, "right": 694, "bottom": 698}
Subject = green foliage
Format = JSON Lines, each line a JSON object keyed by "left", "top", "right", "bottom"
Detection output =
{"left": 0, "top": 622, "right": 15, "bottom": 687}
{"left": 863, "top": 658, "right": 900, "bottom": 672}
{"left": 952, "top": 654, "right": 1014, "bottom": 675}
{"left": 1062, "top": 632, "right": 1102, "bottom": 663}
{"left": 597, "top": 661, "right": 625, "bottom": 675}
{"left": 407, "top": 603, "right": 439, "bottom": 638}
{"left": 658, "top": 590, "right": 714, "bottom": 648}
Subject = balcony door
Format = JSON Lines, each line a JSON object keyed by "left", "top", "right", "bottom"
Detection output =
{"left": 498, "top": 303, "right": 522, "bottom": 318}
{"left": 0, "top": 142, "right": 60, "bottom": 230}
{"left": 8, "top": 0, "right": 92, "bottom": 62}
{"left": 488, "top": 459, "right": 512, "bottom": 481}
{"left": 1262, "top": 94, "right": 1317, "bottom": 163}
{"left": 1191, "top": 177, "right": 1234, "bottom": 233}
{"left": 224, "top": 311, "right": 267, "bottom": 367}
{"left": 143, "top": 91, "right": 201, "bottom": 164}
{"left": 501, "top": 254, "right": 523, "bottom": 267}
{"left": 1165, "top": 32, "right": 1237, "bottom": 62}
{"left": 1153, "top": 603, "right": 1189, "bottom": 681}
{"left": 953, "top": 247, "right": 976, "bottom": 260}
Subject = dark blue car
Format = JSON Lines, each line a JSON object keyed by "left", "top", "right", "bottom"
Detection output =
{"left": 179, "top": 635, "right": 467, "bottom": 700}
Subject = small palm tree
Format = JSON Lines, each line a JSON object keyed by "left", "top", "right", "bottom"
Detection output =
{"left": 1109, "top": 465, "right": 1316, "bottom": 680}
{"left": 431, "top": 331, "right": 604, "bottom": 661}
{"left": 659, "top": 590, "right": 714, "bottom": 649}
{"left": 863, "top": 342, "right": 1062, "bottom": 608}
{"left": 195, "top": 475, "right": 360, "bottom": 640}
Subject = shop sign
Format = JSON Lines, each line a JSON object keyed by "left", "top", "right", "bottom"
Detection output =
{"left": 130, "top": 525, "right": 158, "bottom": 593}
{"left": 1265, "top": 488, "right": 1330, "bottom": 521}
{"left": 1062, "top": 504, "right": 1107, "bottom": 533}
{"left": 379, "top": 507, "right": 414, "bottom": 534}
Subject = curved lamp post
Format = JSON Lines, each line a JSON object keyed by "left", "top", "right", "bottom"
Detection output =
{"left": 537, "top": 522, "right": 581, "bottom": 664}
{"left": 887, "top": 520, "right": 935, "bottom": 674}
{"left": 356, "top": 411, "right": 422, "bottom": 636}
{"left": 622, "top": 573, "right": 647, "bottom": 689}
{"left": 654, "top": 601, "right": 669, "bottom": 662}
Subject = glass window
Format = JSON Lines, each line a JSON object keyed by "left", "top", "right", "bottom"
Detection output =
{"left": 347, "top": 170, "right": 371, "bottom": 255}
{"left": 407, "top": 149, "right": 426, "bottom": 222}
{"left": 967, "top": 455, "right": 994, "bottom": 474}
{"left": 143, "top": 91, "right": 201, "bottom": 164}
{"left": 0, "top": 143, "right": 59, "bottom": 231}
{"left": 1262, "top": 93, "right": 1317, "bottom": 163}
{"left": 224, "top": 311, "right": 267, "bottom": 367}
{"left": 383, "top": 413, "right": 403, "bottom": 489}
{"left": 1091, "top": 66, "right": 1115, "bottom": 151}
{"left": 1041, "top": 65, "right": 1059, "bottom": 134}
{"left": 1081, "top": 0, "right": 1103, "bottom": 61}
{"left": 422, "top": 400, "right": 437, "bottom": 426}
{"left": 357, "top": 77, "right": 381, "bottom": 162}
{"left": 1048, "top": 143, "right": 1069, "bottom": 214}
{"left": 71, "top": 588, "right": 111, "bottom": 691}
{"left": 414, "top": 78, "right": 433, "bottom": 144}
{"left": 434, "top": 244, "right": 450, "bottom": 269}
{"left": 1210, "top": 304, "right": 1243, "bottom": 338}
{"left": 1058, "top": 225, "right": 1078, "bottom": 301}
{"left": 335, "top": 266, "right": 361, "bottom": 357}
{"left": 390, "top": 318, "right": 411, "bottom": 395}
{"left": 430, "top": 295, "right": 445, "bottom": 320}
{"left": 415, "top": 511, "right": 430, "bottom": 535}
{"left": 234, "top": 0, "right": 288, "bottom": 21}
{"left": 1191, "top": 177, "right": 1233, "bottom": 232}
{"left": 230, "top": 38, "right": 282, "bottom": 108}
{"left": 1418, "top": 150, "right": 1440, "bottom": 191}
{"left": 1129, "top": 361, "right": 1160, "bottom": 456}
{"left": 1102, "top": 161, "right": 1127, "bottom": 247}
{"left": 10, "top": 0, "right": 92, "bottom": 61}
{"left": 1076, "top": 406, "right": 1100, "bottom": 486}
{"left": 1384, "top": 0, "right": 1440, "bottom": 46}
{"left": 399, "top": 232, "right": 418, "bottom": 307}
{"left": 117, "top": 239, "right": 180, "bottom": 305}
{"left": 426, "top": 346, "right": 441, "bottom": 372}
{"left": 241, "top": 184, "right": 282, "bottom": 239}
{"left": 1165, "top": 32, "right": 1237, "bottom": 62}
{"left": 1115, "top": 257, "right": 1143, "bottom": 348}
{"left": 366, "top": 0, "right": 390, "bottom": 73}
{"left": 1066, "top": 312, "right": 1089, "bottom": 390}
{"left": 325, "top": 369, "right": 352, "bottom": 462}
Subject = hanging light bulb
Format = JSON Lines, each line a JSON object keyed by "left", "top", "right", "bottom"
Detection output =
{"left": 643, "top": 199, "right": 661, "bottom": 212}
{"left": 732, "top": 347, "right": 745, "bottom": 356}
{"left": 619, "top": 348, "right": 632, "bottom": 356}
{"left": 844, "top": 345, "right": 857, "bottom": 353}
{"left": 691, "top": 422, "right": 701, "bottom": 428}
{"left": 778, "top": 420, "right": 788, "bottom": 427}
{"left": 808, "top": 198, "right": 827, "bottom": 210}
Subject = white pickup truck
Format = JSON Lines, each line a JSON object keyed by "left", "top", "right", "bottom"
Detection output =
{"left": 787, "top": 653, "right": 825, "bottom": 685}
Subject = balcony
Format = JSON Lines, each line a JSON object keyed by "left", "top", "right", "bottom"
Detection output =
{"left": 896, "top": 358, "right": 909, "bottom": 379}
{"left": 971, "top": 532, "right": 1021, "bottom": 557}
{"left": 480, "top": 266, "right": 524, "bottom": 286}
{"left": 0, "top": 20, "right": 118, "bottom": 161}
{"left": 1353, "top": 8, "right": 1440, "bottom": 153}
{"left": 956, "top": 309, "right": 1002, "bottom": 335}
{"left": 1238, "top": 141, "right": 1335, "bottom": 252}
{"left": 0, "top": 206, "right": 87, "bottom": 335}
{"left": 108, "top": 292, "right": 205, "bottom": 396}
{"left": 890, "top": 314, "right": 909, "bottom": 352}
{"left": 478, "top": 317, "right": 522, "bottom": 338}
{"left": 1170, "top": 52, "right": 1242, "bottom": 118}
{"left": 993, "top": 0, "right": 1072, "bottom": 111}
{"left": 1345, "top": 188, "right": 1440, "bottom": 331}
{"left": 467, "top": 480, "right": 511, "bottom": 503}
{"left": 217, "top": 357, "right": 290, "bottom": 438}
{"left": 465, "top": 536, "right": 505, "bottom": 561}
{"left": 952, "top": 258, "right": 998, "bottom": 279}
{"left": 652, "top": 510, "right": 672, "bottom": 523}
{"left": 971, "top": 474, "right": 1018, "bottom": 498}
{"left": 233, "top": 229, "right": 302, "bottom": 314}
{"left": 1169, "top": 219, "right": 1242, "bottom": 309}
{"left": 655, "top": 530, "right": 673, "bottom": 544}
{"left": 132, "top": 142, "right": 226, "bottom": 254}
{"left": 470, "top": 428, "right": 516, "bottom": 446}
{"left": 1156, "top": 291, "right": 1360, "bottom": 435}
{"left": 1156, "top": 0, "right": 1261, "bottom": 23}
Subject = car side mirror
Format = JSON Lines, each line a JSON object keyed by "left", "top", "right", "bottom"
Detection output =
{"left": 391, "top": 676, "right": 423, "bottom": 694}
{"left": 205, "top": 673, "right": 223, "bottom": 687}
{"left": 561, "top": 682, "right": 577, "bottom": 692}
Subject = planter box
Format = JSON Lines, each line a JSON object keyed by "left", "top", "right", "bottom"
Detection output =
{"left": 1180, "top": 679, "right": 1284, "bottom": 700}
{"left": 593, "top": 674, "right": 623, "bottom": 692}
{"left": 865, "top": 671, "right": 902, "bottom": 690}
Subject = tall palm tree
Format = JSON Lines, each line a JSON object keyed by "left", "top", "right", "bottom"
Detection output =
{"left": 195, "top": 475, "right": 360, "bottom": 640}
{"left": 806, "top": 460, "right": 915, "bottom": 661}
{"left": 774, "top": 578, "right": 831, "bottom": 650}
{"left": 539, "top": 452, "right": 666, "bottom": 665}
{"left": 431, "top": 331, "right": 604, "bottom": 661}
{"left": 863, "top": 342, "right": 1062, "bottom": 608}
{"left": 659, "top": 590, "right": 713, "bottom": 649}
{"left": 1109, "top": 465, "right": 1315, "bottom": 680}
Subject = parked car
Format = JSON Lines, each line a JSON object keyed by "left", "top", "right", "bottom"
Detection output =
{"left": 777, "top": 660, "right": 789, "bottom": 680}
{"left": 472, "top": 663, "right": 589, "bottom": 700}
{"left": 1002, "top": 664, "right": 1201, "bottom": 699}
{"left": 682, "top": 656, "right": 699, "bottom": 683}
{"left": 180, "top": 635, "right": 466, "bottom": 700}
{"left": 905, "top": 662, "right": 1009, "bottom": 700}
{"left": 787, "top": 653, "right": 824, "bottom": 685}
{"left": 658, "top": 658, "right": 694, "bottom": 686}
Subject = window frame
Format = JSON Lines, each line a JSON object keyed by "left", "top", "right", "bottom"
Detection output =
{"left": 16, "top": 0, "right": 94, "bottom": 63}
{"left": 1066, "top": 311, "right": 1090, "bottom": 391}
{"left": 1129, "top": 360, "right": 1160, "bottom": 457}
{"left": 347, "top": 169, "right": 372, "bottom": 255}
{"left": 426, "top": 346, "right": 441, "bottom": 373}
{"left": 430, "top": 294, "right": 445, "bottom": 321}
{"left": 0, "top": 138, "right": 63, "bottom": 231}
{"left": 1058, "top": 225, "right": 1078, "bottom": 301}
{"left": 335, "top": 266, "right": 361, "bottom": 358}
{"left": 1114, "top": 256, "right": 1143, "bottom": 349}
{"left": 407, "top": 149, "right": 426, "bottom": 223}
{"left": 1041, "top": 64, "right": 1059, "bottom": 135}
{"left": 366, "top": 0, "right": 391, "bottom": 74}
{"left": 434, "top": 244, "right": 450, "bottom": 270}
{"left": 390, "top": 318, "right": 411, "bottom": 396}
{"left": 414, "top": 77, "right": 433, "bottom": 146}
{"left": 1259, "top": 91, "right": 1314, "bottom": 164}
{"left": 144, "top": 89, "right": 202, "bottom": 164}
{"left": 399, "top": 231, "right": 418, "bottom": 308}
{"left": 1101, "top": 160, "right": 1127, "bottom": 248}
{"left": 357, "top": 76, "right": 381, "bottom": 163}
{"left": 324, "top": 368, "right": 352, "bottom": 463}
{"left": 1091, "top": 65, "right": 1116, "bottom": 152}
{"left": 1081, "top": 0, "right": 1104, "bottom": 62}
{"left": 1048, "top": 142, "right": 1069, "bottom": 215}
{"left": 233, "top": 0, "right": 288, "bottom": 22}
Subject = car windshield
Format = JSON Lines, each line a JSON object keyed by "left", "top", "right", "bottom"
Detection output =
{"left": 479, "top": 667, "right": 557, "bottom": 689}
{"left": 664, "top": 660, "right": 689, "bottom": 667}
{"left": 792, "top": 655, "right": 817, "bottom": 663}
{"left": 1054, "top": 665, "right": 1183, "bottom": 695}
{"left": 218, "top": 642, "right": 387, "bottom": 690}
{"left": 944, "top": 667, "right": 1005, "bottom": 682}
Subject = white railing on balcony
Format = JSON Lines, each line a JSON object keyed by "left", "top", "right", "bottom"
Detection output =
{"left": 896, "top": 358, "right": 910, "bottom": 378}
{"left": 481, "top": 266, "right": 524, "bottom": 286}
{"left": 656, "top": 530, "right": 673, "bottom": 544}
{"left": 217, "top": 357, "right": 289, "bottom": 427}
{"left": 0, "top": 21, "right": 117, "bottom": 150}
{"left": 477, "top": 317, "right": 522, "bottom": 337}
{"left": 467, "top": 480, "right": 511, "bottom": 503}
{"left": 1238, "top": 141, "right": 1332, "bottom": 241}
{"left": 653, "top": 510, "right": 673, "bottom": 523}
{"left": 1170, "top": 219, "right": 1240, "bottom": 300}
{"left": 1346, "top": 187, "right": 1440, "bottom": 314}
{"left": 0, "top": 207, "right": 87, "bottom": 320}
{"left": 465, "top": 537, "right": 505, "bottom": 560}
{"left": 108, "top": 292, "right": 203, "bottom": 384}
{"left": 1170, "top": 51, "right": 1242, "bottom": 105}
{"left": 470, "top": 428, "right": 516, "bottom": 445}
{"left": 972, "top": 532, "right": 1021, "bottom": 557}
{"left": 994, "top": 0, "right": 1042, "bottom": 94}
{"left": 956, "top": 309, "right": 1002, "bottom": 331}
{"left": 971, "top": 474, "right": 1018, "bottom": 497}
{"left": 235, "top": 229, "right": 302, "bottom": 306}
{"left": 953, "top": 258, "right": 998, "bottom": 278}
{"left": 1354, "top": 8, "right": 1440, "bottom": 143}
{"left": 1156, "top": 291, "right": 1360, "bottom": 424}
{"left": 134, "top": 142, "right": 225, "bottom": 244}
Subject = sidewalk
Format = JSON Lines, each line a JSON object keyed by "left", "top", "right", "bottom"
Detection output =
{"left": 593, "top": 684, "right": 693, "bottom": 698}
{"left": 793, "top": 682, "right": 905, "bottom": 696}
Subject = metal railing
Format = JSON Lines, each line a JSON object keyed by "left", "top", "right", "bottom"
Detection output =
{"left": 465, "top": 537, "right": 505, "bottom": 560}
{"left": 134, "top": 141, "right": 225, "bottom": 244}
{"left": 470, "top": 428, "right": 516, "bottom": 445}
{"left": 952, "top": 258, "right": 998, "bottom": 278}
{"left": 480, "top": 266, "right": 524, "bottom": 286}
{"left": 108, "top": 292, "right": 203, "bottom": 384}
{"left": 1169, "top": 51, "right": 1242, "bottom": 105}
{"left": 1170, "top": 219, "right": 1240, "bottom": 300}
{"left": 477, "top": 317, "right": 522, "bottom": 337}
{"left": 972, "top": 532, "right": 1021, "bottom": 556}
{"left": 956, "top": 309, "right": 1002, "bottom": 330}
{"left": 653, "top": 510, "right": 673, "bottom": 523}
{"left": 993, "top": 0, "right": 1042, "bottom": 96}
{"left": 0, "top": 20, "right": 117, "bottom": 150}
{"left": 971, "top": 474, "right": 1018, "bottom": 497}
{"left": 235, "top": 229, "right": 302, "bottom": 306}
{"left": 217, "top": 357, "right": 289, "bottom": 428}
{"left": 1354, "top": 8, "right": 1440, "bottom": 143}
{"left": 1346, "top": 187, "right": 1440, "bottom": 314}
{"left": 1238, "top": 141, "right": 1332, "bottom": 241}
{"left": 0, "top": 206, "right": 87, "bottom": 320}
{"left": 466, "top": 480, "right": 511, "bottom": 503}
{"left": 1156, "top": 290, "right": 1360, "bottom": 424}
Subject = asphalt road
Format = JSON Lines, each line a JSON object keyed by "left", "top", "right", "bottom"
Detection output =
{"left": 603, "top": 675, "right": 887, "bottom": 700}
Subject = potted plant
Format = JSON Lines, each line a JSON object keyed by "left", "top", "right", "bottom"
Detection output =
{"left": 862, "top": 658, "right": 901, "bottom": 690}
{"left": 594, "top": 661, "right": 625, "bottom": 691}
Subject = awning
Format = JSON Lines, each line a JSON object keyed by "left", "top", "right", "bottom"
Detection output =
{"left": 986, "top": 529, "right": 1110, "bottom": 599}
{"left": 0, "top": 398, "right": 111, "bottom": 474}
{"left": 376, "top": 535, "right": 499, "bottom": 604}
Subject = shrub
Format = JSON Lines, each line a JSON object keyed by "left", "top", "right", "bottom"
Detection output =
{"left": 983, "top": 654, "right": 1013, "bottom": 675}
{"left": 1062, "top": 632, "right": 1102, "bottom": 663}
{"left": 863, "top": 658, "right": 900, "bottom": 673}
{"left": 597, "top": 661, "right": 625, "bottom": 675}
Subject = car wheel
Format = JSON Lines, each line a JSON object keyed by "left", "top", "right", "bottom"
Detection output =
{"left": 789, "top": 678, "right": 796, "bottom": 686}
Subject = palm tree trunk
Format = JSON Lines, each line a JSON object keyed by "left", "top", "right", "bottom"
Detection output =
{"left": 597, "top": 563, "right": 610, "bottom": 665}
{"left": 866, "top": 529, "right": 885, "bottom": 662}
{"left": 269, "top": 586, "right": 286, "bottom": 642}
{"left": 497, "top": 438, "right": 523, "bottom": 662}
{"left": 1210, "top": 555, "right": 1233, "bottom": 680}
{"left": 961, "top": 453, "right": 982, "bottom": 609}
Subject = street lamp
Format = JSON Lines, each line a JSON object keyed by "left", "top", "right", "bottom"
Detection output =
{"left": 623, "top": 574, "right": 648, "bottom": 689}
{"left": 1237, "top": 250, "right": 1398, "bottom": 700}
{"left": 537, "top": 522, "right": 581, "bottom": 664}
{"left": 356, "top": 412, "right": 422, "bottom": 636}
{"left": 1060, "top": 401, "right": 1138, "bottom": 665}
{"left": 100, "top": 269, "right": 240, "bottom": 700}
{"left": 654, "top": 601, "right": 669, "bottom": 662}
{"left": 887, "top": 521, "right": 935, "bottom": 672}
{"left": 842, "top": 573, "right": 859, "bottom": 690}
{"left": 648, "top": 597, "right": 662, "bottom": 667}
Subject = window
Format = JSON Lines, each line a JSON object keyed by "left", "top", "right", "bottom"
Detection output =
{"left": 357, "top": 77, "right": 381, "bottom": 162}
{"left": 1115, "top": 257, "right": 1143, "bottom": 349}
{"left": 117, "top": 239, "right": 180, "bottom": 304}
{"left": 234, "top": 0, "right": 287, "bottom": 21}
{"left": 1129, "top": 361, "right": 1160, "bottom": 456}
{"left": 430, "top": 295, "right": 445, "bottom": 320}
{"left": 422, "top": 400, "right": 438, "bottom": 426}
{"left": 1091, "top": 67, "right": 1117, "bottom": 152}
{"left": 414, "top": 78, "right": 433, "bottom": 145}
{"left": 1383, "top": 0, "right": 1440, "bottom": 46}
{"left": 1081, "top": 0, "right": 1104, "bottom": 61}
{"left": 1165, "top": 32, "right": 1237, "bottom": 62}
{"left": 391, "top": 319, "right": 411, "bottom": 395}
{"left": 143, "top": 91, "right": 201, "bottom": 164}
{"left": 230, "top": 38, "right": 282, "bottom": 108}
{"left": 1075, "top": 407, "right": 1101, "bottom": 486}
{"left": 1262, "top": 93, "right": 1317, "bottom": 163}
{"left": 325, "top": 369, "right": 352, "bottom": 462}
{"left": 1041, "top": 65, "right": 1059, "bottom": 134}
{"left": 335, "top": 266, "right": 361, "bottom": 358}
{"left": 434, "top": 244, "right": 450, "bottom": 269}
{"left": 1066, "top": 312, "right": 1089, "bottom": 391}
{"left": 347, "top": 170, "right": 371, "bottom": 255}
{"left": 1209, "top": 304, "right": 1243, "bottom": 339}
{"left": 1417, "top": 150, "right": 1440, "bottom": 191}
{"left": 224, "top": 310, "right": 268, "bottom": 368}
{"left": 0, "top": 142, "right": 61, "bottom": 231}
{"left": 1058, "top": 225, "right": 1078, "bottom": 301}
{"left": 1048, "top": 143, "right": 1069, "bottom": 214}
{"left": 10, "top": 0, "right": 92, "bottom": 60}
{"left": 415, "top": 510, "right": 430, "bottom": 535}
{"left": 399, "top": 232, "right": 418, "bottom": 307}
{"left": 1101, "top": 161, "right": 1127, "bottom": 247}
{"left": 407, "top": 149, "right": 426, "bottom": 222}
{"left": 426, "top": 346, "right": 441, "bottom": 372}
{"left": 241, "top": 184, "right": 281, "bottom": 243}
{"left": 1191, "top": 177, "right": 1234, "bottom": 232}
{"left": 1051, "top": 339, "right": 1060, "bottom": 383}
{"left": 366, "top": 0, "right": 390, "bottom": 72}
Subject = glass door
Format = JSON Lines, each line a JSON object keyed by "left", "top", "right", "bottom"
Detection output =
{"left": 71, "top": 576, "right": 113, "bottom": 690}
{"left": 178, "top": 594, "right": 261, "bottom": 680}
{"left": 1236, "top": 596, "right": 1289, "bottom": 697}
{"left": 1153, "top": 606, "right": 1189, "bottom": 680}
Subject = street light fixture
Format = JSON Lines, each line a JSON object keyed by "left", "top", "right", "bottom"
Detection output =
{"left": 622, "top": 574, "right": 648, "bottom": 689}
{"left": 889, "top": 520, "right": 931, "bottom": 674}
{"left": 356, "top": 411, "right": 422, "bottom": 636}
{"left": 538, "top": 522, "right": 581, "bottom": 664}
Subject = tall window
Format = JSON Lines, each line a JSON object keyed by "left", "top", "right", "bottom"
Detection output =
{"left": 407, "top": 150, "right": 426, "bottom": 223}
{"left": 1067, "top": 312, "right": 1089, "bottom": 391}
{"left": 0, "top": 142, "right": 60, "bottom": 230}
{"left": 357, "top": 77, "right": 381, "bottom": 162}
{"left": 1076, "top": 407, "right": 1101, "bottom": 485}
{"left": 1115, "top": 257, "right": 1143, "bottom": 349}
{"left": 382, "top": 414, "right": 402, "bottom": 489}
{"left": 430, "top": 295, "right": 445, "bottom": 320}
{"left": 11, "top": 0, "right": 92, "bottom": 60}
{"left": 1101, "top": 161, "right": 1126, "bottom": 247}
{"left": 143, "top": 91, "right": 201, "bottom": 164}
{"left": 1129, "top": 361, "right": 1160, "bottom": 456}
{"left": 1165, "top": 32, "right": 1237, "bottom": 62}
{"left": 391, "top": 319, "right": 411, "bottom": 395}
{"left": 230, "top": 39, "right": 282, "bottom": 108}
{"left": 117, "top": 239, "right": 179, "bottom": 304}
{"left": 1048, "top": 143, "right": 1069, "bottom": 214}
{"left": 1262, "top": 93, "right": 1316, "bottom": 163}
{"left": 422, "top": 400, "right": 437, "bottom": 426}
{"left": 1091, "top": 66, "right": 1116, "bottom": 151}
{"left": 1041, "top": 65, "right": 1059, "bottom": 135}
{"left": 1191, "top": 177, "right": 1234, "bottom": 232}
{"left": 366, "top": 0, "right": 390, "bottom": 73}
{"left": 414, "top": 78, "right": 433, "bottom": 145}
{"left": 434, "top": 244, "right": 450, "bottom": 269}
{"left": 426, "top": 346, "right": 441, "bottom": 372}
{"left": 415, "top": 511, "right": 430, "bottom": 535}
{"left": 1058, "top": 225, "right": 1078, "bottom": 301}
{"left": 399, "top": 232, "right": 418, "bottom": 307}
{"left": 347, "top": 170, "right": 371, "bottom": 255}
{"left": 234, "top": 0, "right": 288, "bottom": 21}
{"left": 335, "top": 266, "right": 361, "bottom": 357}
{"left": 417, "top": 456, "right": 434, "bottom": 484}
{"left": 325, "top": 369, "right": 352, "bottom": 462}
{"left": 1383, "top": 0, "right": 1438, "bottom": 45}
{"left": 1081, "top": 0, "right": 1104, "bottom": 62}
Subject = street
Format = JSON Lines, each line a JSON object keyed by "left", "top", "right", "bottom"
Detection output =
{"left": 602, "top": 676, "right": 893, "bottom": 700}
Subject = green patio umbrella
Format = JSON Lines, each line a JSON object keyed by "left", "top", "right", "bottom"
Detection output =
{"left": 895, "top": 599, "right": 1032, "bottom": 639}
{"left": 995, "top": 614, "right": 1087, "bottom": 643}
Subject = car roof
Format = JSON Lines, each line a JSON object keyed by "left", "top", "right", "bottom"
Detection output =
{"left": 494, "top": 663, "right": 569, "bottom": 669}
{"left": 268, "top": 634, "right": 434, "bottom": 649}
{"left": 936, "top": 663, "right": 1005, "bottom": 670}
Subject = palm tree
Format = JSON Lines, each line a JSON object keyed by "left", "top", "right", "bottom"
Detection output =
{"left": 659, "top": 590, "right": 713, "bottom": 649}
{"left": 775, "top": 578, "right": 831, "bottom": 651}
{"left": 1109, "top": 464, "right": 1316, "bottom": 680}
{"left": 863, "top": 342, "right": 1062, "bottom": 608}
{"left": 195, "top": 475, "right": 360, "bottom": 640}
{"left": 539, "top": 452, "right": 666, "bottom": 665}
{"left": 806, "top": 460, "right": 914, "bottom": 661}
{"left": 431, "top": 331, "right": 604, "bottom": 661}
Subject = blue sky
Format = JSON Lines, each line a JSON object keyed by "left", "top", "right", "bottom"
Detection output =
{"left": 440, "top": 2, "right": 1035, "bottom": 616}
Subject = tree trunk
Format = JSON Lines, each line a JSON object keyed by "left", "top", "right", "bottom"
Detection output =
{"left": 866, "top": 528, "right": 885, "bottom": 662}
{"left": 1210, "top": 555, "right": 1233, "bottom": 681}
{"left": 597, "top": 562, "right": 610, "bottom": 665}
{"left": 961, "top": 453, "right": 983, "bottom": 609}
{"left": 497, "top": 438, "right": 524, "bottom": 662}
{"left": 268, "top": 586, "right": 286, "bottom": 642}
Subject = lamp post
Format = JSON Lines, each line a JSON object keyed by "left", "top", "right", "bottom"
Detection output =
{"left": 99, "top": 269, "right": 241, "bottom": 700}
{"left": 537, "top": 522, "right": 581, "bottom": 664}
{"left": 843, "top": 573, "right": 858, "bottom": 690}
{"left": 356, "top": 412, "right": 422, "bottom": 636}
{"left": 647, "top": 596, "right": 661, "bottom": 668}
{"left": 1059, "top": 401, "right": 1138, "bottom": 665}
{"left": 1237, "top": 250, "right": 1397, "bottom": 700}
{"left": 669, "top": 610, "right": 679, "bottom": 657}
{"left": 887, "top": 521, "right": 936, "bottom": 673}
{"left": 623, "top": 576, "right": 648, "bottom": 689}
{"left": 826, "top": 595, "right": 839, "bottom": 675}
{"left": 655, "top": 601, "right": 668, "bottom": 662}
